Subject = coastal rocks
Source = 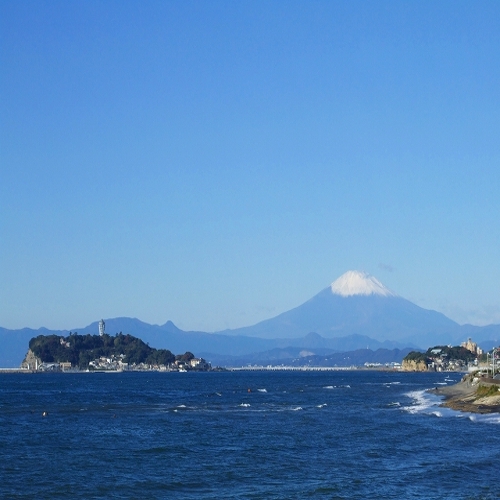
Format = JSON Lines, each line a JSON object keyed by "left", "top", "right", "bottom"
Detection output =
{"left": 474, "top": 393, "right": 500, "bottom": 406}
{"left": 434, "top": 373, "right": 500, "bottom": 414}
{"left": 441, "top": 394, "right": 500, "bottom": 414}
{"left": 20, "top": 349, "right": 41, "bottom": 370}
{"left": 401, "top": 359, "right": 429, "bottom": 371}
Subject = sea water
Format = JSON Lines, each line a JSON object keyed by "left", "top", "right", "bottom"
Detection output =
{"left": 0, "top": 371, "right": 498, "bottom": 499}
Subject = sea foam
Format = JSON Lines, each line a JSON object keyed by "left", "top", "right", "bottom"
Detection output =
{"left": 402, "top": 390, "right": 439, "bottom": 414}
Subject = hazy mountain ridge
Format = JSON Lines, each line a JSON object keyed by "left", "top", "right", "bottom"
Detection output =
{"left": 201, "top": 347, "right": 415, "bottom": 368}
{"left": 218, "top": 289, "right": 460, "bottom": 344}
{"left": 2, "top": 315, "right": 498, "bottom": 368}
{"left": 1, "top": 271, "right": 499, "bottom": 367}
{"left": 0, "top": 320, "right": 416, "bottom": 368}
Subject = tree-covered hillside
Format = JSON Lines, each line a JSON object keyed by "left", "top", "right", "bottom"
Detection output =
{"left": 28, "top": 332, "right": 191, "bottom": 369}
{"left": 403, "top": 345, "right": 476, "bottom": 365}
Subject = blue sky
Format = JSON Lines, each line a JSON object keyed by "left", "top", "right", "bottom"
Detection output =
{"left": 1, "top": 0, "right": 499, "bottom": 331}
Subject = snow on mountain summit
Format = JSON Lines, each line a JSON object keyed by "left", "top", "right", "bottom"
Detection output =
{"left": 330, "top": 270, "right": 396, "bottom": 297}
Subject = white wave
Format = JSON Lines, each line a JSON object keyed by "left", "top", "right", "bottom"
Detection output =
{"left": 239, "top": 403, "right": 251, "bottom": 407}
{"left": 324, "top": 384, "right": 350, "bottom": 390}
{"left": 177, "top": 404, "right": 187, "bottom": 408}
{"left": 388, "top": 402, "right": 401, "bottom": 407}
{"left": 291, "top": 406, "right": 303, "bottom": 411}
{"left": 482, "top": 415, "right": 500, "bottom": 424}
{"left": 316, "top": 404, "right": 327, "bottom": 408}
{"left": 402, "top": 390, "right": 440, "bottom": 414}
{"left": 468, "top": 414, "right": 500, "bottom": 425}
{"left": 257, "top": 388, "right": 267, "bottom": 393}
{"left": 384, "top": 382, "right": 401, "bottom": 385}
{"left": 435, "top": 382, "right": 448, "bottom": 385}
{"left": 402, "top": 389, "right": 500, "bottom": 424}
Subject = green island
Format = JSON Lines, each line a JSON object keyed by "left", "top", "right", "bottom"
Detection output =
{"left": 21, "top": 332, "right": 212, "bottom": 372}
{"left": 402, "top": 345, "right": 476, "bottom": 372}
{"left": 402, "top": 339, "right": 500, "bottom": 413}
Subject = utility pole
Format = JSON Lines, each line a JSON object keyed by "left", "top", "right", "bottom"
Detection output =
{"left": 493, "top": 347, "right": 500, "bottom": 378}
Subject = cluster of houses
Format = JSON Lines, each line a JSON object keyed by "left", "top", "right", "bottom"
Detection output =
{"left": 363, "top": 361, "right": 402, "bottom": 369}
{"left": 429, "top": 338, "right": 483, "bottom": 372}
{"left": 88, "top": 355, "right": 128, "bottom": 371}
{"left": 23, "top": 354, "right": 211, "bottom": 372}
{"left": 427, "top": 351, "right": 470, "bottom": 372}
{"left": 88, "top": 355, "right": 211, "bottom": 372}
{"left": 34, "top": 361, "right": 72, "bottom": 372}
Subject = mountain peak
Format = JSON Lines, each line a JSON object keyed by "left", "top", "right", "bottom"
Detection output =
{"left": 330, "top": 270, "right": 396, "bottom": 297}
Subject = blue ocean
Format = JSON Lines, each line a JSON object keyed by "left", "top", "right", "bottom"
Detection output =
{"left": 1, "top": 371, "right": 499, "bottom": 499}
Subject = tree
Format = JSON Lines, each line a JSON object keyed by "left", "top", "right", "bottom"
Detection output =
{"left": 27, "top": 332, "right": 193, "bottom": 369}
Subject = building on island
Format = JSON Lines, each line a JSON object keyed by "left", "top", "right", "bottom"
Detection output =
{"left": 189, "top": 358, "right": 210, "bottom": 370}
{"left": 461, "top": 338, "right": 483, "bottom": 356}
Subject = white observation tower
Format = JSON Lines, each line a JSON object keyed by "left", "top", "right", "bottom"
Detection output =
{"left": 99, "top": 319, "right": 105, "bottom": 336}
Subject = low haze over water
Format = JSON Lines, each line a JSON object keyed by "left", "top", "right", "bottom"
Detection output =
{"left": 1, "top": 371, "right": 499, "bottom": 499}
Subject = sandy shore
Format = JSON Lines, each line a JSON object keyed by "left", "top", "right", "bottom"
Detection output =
{"left": 430, "top": 374, "right": 500, "bottom": 414}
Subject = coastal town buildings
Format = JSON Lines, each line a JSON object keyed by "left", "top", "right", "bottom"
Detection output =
{"left": 402, "top": 338, "right": 486, "bottom": 372}
{"left": 461, "top": 338, "right": 483, "bottom": 356}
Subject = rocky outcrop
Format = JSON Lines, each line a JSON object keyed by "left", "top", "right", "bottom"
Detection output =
{"left": 434, "top": 373, "right": 500, "bottom": 414}
{"left": 20, "top": 349, "right": 41, "bottom": 370}
{"left": 401, "top": 359, "right": 429, "bottom": 371}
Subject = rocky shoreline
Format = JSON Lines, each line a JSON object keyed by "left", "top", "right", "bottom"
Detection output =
{"left": 431, "top": 373, "right": 500, "bottom": 414}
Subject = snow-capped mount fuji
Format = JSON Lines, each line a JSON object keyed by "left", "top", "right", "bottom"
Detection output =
{"left": 220, "top": 270, "right": 461, "bottom": 346}
{"left": 330, "top": 270, "right": 396, "bottom": 297}
{"left": 0, "top": 271, "right": 500, "bottom": 366}
{"left": 2, "top": 270, "right": 499, "bottom": 367}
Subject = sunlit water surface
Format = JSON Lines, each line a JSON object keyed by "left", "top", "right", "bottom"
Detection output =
{"left": 1, "top": 371, "right": 498, "bottom": 499}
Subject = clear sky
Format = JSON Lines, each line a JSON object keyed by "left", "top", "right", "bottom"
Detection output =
{"left": 1, "top": 0, "right": 499, "bottom": 332}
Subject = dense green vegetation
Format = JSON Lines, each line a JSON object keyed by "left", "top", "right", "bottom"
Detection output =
{"left": 426, "top": 345, "right": 476, "bottom": 362}
{"left": 403, "top": 345, "right": 476, "bottom": 364}
{"left": 28, "top": 332, "right": 189, "bottom": 369}
{"left": 403, "top": 351, "right": 430, "bottom": 363}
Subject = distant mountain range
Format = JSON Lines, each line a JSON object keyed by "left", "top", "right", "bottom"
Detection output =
{"left": 1, "top": 271, "right": 499, "bottom": 367}
{"left": 198, "top": 346, "right": 415, "bottom": 368}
